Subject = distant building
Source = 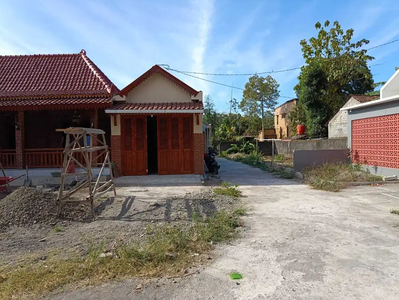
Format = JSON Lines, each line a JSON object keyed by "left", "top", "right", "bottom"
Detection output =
{"left": 328, "top": 95, "right": 378, "bottom": 138}
{"left": 258, "top": 129, "right": 276, "bottom": 140}
{"left": 274, "top": 99, "right": 298, "bottom": 139}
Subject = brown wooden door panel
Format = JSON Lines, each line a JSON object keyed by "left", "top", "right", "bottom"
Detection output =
{"left": 157, "top": 115, "right": 194, "bottom": 175}
{"left": 122, "top": 116, "right": 147, "bottom": 175}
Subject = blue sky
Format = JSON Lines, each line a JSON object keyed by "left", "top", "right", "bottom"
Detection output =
{"left": 1, "top": 0, "right": 398, "bottom": 112}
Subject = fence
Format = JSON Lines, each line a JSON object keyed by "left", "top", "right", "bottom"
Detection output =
{"left": 0, "top": 149, "right": 16, "bottom": 168}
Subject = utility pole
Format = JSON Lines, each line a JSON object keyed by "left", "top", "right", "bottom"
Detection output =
{"left": 260, "top": 97, "right": 264, "bottom": 141}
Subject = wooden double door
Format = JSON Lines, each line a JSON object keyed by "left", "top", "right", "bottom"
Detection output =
{"left": 122, "top": 115, "right": 194, "bottom": 175}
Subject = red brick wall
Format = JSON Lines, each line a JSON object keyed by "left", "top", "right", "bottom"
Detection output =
{"left": 352, "top": 113, "right": 399, "bottom": 168}
{"left": 15, "top": 111, "right": 25, "bottom": 168}
{"left": 111, "top": 135, "right": 122, "bottom": 176}
{"left": 194, "top": 133, "right": 204, "bottom": 175}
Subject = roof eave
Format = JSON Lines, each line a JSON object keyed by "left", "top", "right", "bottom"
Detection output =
{"left": 105, "top": 109, "right": 203, "bottom": 114}
{"left": 341, "top": 94, "right": 399, "bottom": 111}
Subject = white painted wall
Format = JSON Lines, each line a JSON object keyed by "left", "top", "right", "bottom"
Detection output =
{"left": 328, "top": 98, "right": 360, "bottom": 138}
{"left": 381, "top": 69, "right": 399, "bottom": 99}
{"left": 125, "top": 73, "right": 194, "bottom": 103}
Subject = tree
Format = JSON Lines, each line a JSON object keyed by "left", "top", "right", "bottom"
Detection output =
{"left": 296, "top": 20, "right": 374, "bottom": 137}
{"left": 240, "top": 74, "right": 279, "bottom": 139}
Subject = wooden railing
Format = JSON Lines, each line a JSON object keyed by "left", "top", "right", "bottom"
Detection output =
{"left": 25, "top": 148, "right": 65, "bottom": 168}
{"left": 0, "top": 149, "right": 16, "bottom": 168}
{"left": 24, "top": 148, "right": 111, "bottom": 168}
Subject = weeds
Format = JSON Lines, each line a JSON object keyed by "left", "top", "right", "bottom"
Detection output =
{"left": 303, "top": 163, "right": 383, "bottom": 192}
{"left": 391, "top": 210, "right": 399, "bottom": 215}
{"left": 213, "top": 182, "right": 242, "bottom": 199}
{"left": 233, "top": 208, "right": 246, "bottom": 216}
{"left": 272, "top": 168, "right": 295, "bottom": 179}
{"left": 0, "top": 210, "right": 243, "bottom": 299}
{"left": 53, "top": 225, "right": 63, "bottom": 233}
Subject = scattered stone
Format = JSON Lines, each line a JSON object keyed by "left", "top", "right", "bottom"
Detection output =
{"left": 383, "top": 175, "right": 397, "bottom": 181}
{"left": 295, "top": 172, "right": 304, "bottom": 179}
{"left": 135, "top": 283, "right": 143, "bottom": 290}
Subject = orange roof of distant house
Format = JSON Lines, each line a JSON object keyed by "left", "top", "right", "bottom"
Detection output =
{"left": 350, "top": 94, "right": 379, "bottom": 103}
{"left": 0, "top": 50, "right": 119, "bottom": 111}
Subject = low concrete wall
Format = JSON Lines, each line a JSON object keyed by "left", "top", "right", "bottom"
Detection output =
{"left": 293, "top": 149, "right": 350, "bottom": 171}
{"left": 274, "top": 138, "right": 348, "bottom": 156}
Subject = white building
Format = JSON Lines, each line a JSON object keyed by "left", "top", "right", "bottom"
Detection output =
{"left": 328, "top": 95, "right": 378, "bottom": 138}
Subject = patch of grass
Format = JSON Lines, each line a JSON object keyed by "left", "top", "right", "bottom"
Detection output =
{"left": 391, "top": 209, "right": 399, "bottom": 215}
{"left": 0, "top": 211, "right": 243, "bottom": 299}
{"left": 274, "top": 154, "right": 284, "bottom": 162}
{"left": 53, "top": 225, "right": 64, "bottom": 233}
{"left": 213, "top": 182, "right": 242, "bottom": 199}
{"left": 272, "top": 168, "right": 295, "bottom": 179}
{"left": 303, "top": 163, "right": 383, "bottom": 192}
{"left": 233, "top": 207, "right": 246, "bottom": 216}
{"left": 229, "top": 272, "right": 243, "bottom": 280}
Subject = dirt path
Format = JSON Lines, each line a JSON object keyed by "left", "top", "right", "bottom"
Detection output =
{"left": 51, "top": 158, "right": 399, "bottom": 299}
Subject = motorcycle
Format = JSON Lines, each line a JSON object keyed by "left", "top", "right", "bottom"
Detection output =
{"left": 204, "top": 147, "right": 220, "bottom": 174}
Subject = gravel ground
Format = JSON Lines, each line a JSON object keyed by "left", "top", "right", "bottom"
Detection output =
{"left": 51, "top": 158, "right": 399, "bottom": 300}
{"left": 0, "top": 181, "right": 240, "bottom": 267}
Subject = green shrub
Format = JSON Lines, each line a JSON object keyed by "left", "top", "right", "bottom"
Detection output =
{"left": 240, "top": 141, "right": 256, "bottom": 154}
{"left": 226, "top": 144, "right": 240, "bottom": 154}
{"left": 241, "top": 151, "right": 263, "bottom": 166}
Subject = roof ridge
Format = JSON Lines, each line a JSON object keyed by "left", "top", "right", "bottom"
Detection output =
{"left": 0, "top": 52, "right": 81, "bottom": 58}
{"left": 80, "top": 50, "right": 119, "bottom": 94}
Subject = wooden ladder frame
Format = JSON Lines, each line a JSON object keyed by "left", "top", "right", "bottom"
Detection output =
{"left": 56, "top": 127, "right": 116, "bottom": 217}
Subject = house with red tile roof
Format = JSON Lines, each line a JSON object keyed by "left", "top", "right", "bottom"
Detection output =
{"left": 0, "top": 53, "right": 204, "bottom": 176}
{"left": 0, "top": 50, "right": 118, "bottom": 169}
{"left": 328, "top": 94, "right": 379, "bottom": 138}
{"left": 105, "top": 65, "right": 204, "bottom": 175}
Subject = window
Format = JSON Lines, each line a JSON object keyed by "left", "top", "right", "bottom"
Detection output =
{"left": 282, "top": 113, "right": 286, "bottom": 119}
{"left": 276, "top": 115, "right": 279, "bottom": 125}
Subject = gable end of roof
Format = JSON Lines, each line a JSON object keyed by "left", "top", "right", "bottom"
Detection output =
{"left": 120, "top": 65, "right": 199, "bottom": 97}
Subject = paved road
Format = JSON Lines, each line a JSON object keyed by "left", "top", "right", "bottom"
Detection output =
{"left": 52, "top": 158, "right": 399, "bottom": 299}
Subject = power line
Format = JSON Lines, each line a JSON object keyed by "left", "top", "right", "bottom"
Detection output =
{"left": 161, "top": 38, "right": 398, "bottom": 77}
{"left": 367, "top": 38, "right": 399, "bottom": 51}
{"left": 167, "top": 66, "right": 302, "bottom": 76}
{"left": 170, "top": 68, "right": 295, "bottom": 99}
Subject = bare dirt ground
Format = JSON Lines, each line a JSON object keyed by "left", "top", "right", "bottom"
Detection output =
{"left": 51, "top": 158, "right": 399, "bottom": 300}
{"left": 0, "top": 176, "right": 236, "bottom": 269}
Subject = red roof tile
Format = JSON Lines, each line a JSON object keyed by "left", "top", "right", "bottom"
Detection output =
{"left": 108, "top": 101, "right": 204, "bottom": 112}
{"left": 350, "top": 94, "right": 379, "bottom": 103}
{"left": 120, "top": 65, "right": 200, "bottom": 97}
{"left": 0, "top": 96, "right": 113, "bottom": 111}
{"left": 0, "top": 50, "right": 118, "bottom": 110}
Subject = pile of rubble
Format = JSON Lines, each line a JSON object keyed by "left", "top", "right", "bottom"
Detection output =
{"left": 0, "top": 187, "right": 91, "bottom": 228}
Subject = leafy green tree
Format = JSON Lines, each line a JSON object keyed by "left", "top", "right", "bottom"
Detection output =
{"left": 240, "top": 74, "right": 279, "bottom": 139}
{"left": 296, "top": 20, "right": 374, "bottom": 137}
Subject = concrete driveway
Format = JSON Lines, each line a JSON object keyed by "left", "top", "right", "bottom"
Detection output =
{"left": 52, "top": 158, "right": 399, "bottom": 300}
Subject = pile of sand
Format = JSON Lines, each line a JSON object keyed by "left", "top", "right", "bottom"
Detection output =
{"left": 0, "top": 187, "right": 91, "bottom": 228}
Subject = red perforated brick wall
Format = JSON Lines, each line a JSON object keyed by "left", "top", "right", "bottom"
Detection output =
{"left": 351, "top": 113, "right": 399, "bottom": 168}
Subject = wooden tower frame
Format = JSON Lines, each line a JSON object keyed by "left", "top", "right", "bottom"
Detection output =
{"left": 56, "top": 128, "right": 116, "bottom": 217}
